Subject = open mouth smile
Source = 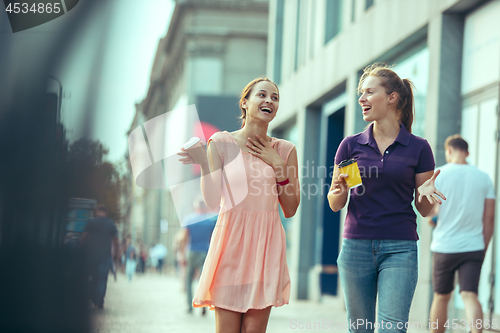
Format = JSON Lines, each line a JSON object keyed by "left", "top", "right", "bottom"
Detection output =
{"left": 260, "top": 106, "right": 273, "bottom": 114}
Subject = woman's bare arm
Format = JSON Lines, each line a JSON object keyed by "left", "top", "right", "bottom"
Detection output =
{"left": 178, "top": 141, "right": 223, "bottom": 210}
{"left": 276, "top": 148, "right": 300, "bottom": 218}
{"left": 327, "top": 164, "right": 349, "bottom": 212}
{"left": 415, "top": 170, "right": 446, "bottom": 217}
{"left": 200, "top": 142, "right": 223, "bottom": 209}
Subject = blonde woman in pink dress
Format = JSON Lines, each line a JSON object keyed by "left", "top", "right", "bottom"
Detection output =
{"left": 178, "top": 78, "right": 300, "bottom": 333}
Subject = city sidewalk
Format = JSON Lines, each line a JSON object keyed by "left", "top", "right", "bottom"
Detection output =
{"left": 90, "top": 272, "right": 431, "bottom": 333}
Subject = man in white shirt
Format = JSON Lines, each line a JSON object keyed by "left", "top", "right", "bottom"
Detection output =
{"left": 429, "top": 135, "right": 496, "bottom": 333}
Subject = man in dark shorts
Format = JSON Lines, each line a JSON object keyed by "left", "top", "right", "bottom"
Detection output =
{"left": 429, "top": 135, "right": 496, "bottom": 333}
{"left": 82, "top": 204, "right": 119, "bottom": 309}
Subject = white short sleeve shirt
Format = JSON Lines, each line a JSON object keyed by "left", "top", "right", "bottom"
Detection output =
{"left": 431, "top": 163, "right": 495, "bottom": 253}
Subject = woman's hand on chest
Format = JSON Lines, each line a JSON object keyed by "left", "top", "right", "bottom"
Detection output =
{"left": 246, "top": 135, "right": 285, "bottom": 170}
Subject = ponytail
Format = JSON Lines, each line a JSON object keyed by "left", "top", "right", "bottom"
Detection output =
{"left": 399, "top": 79, "right": 415, "bottom": 134}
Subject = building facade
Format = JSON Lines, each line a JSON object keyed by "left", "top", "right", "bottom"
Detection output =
{"left": 127, "top": 0, "right": 269, "bottom": 267}
{"left": 266, "top": 0, "right": 500, "bottom": 326}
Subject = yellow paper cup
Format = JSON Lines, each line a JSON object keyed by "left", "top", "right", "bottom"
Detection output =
{"left": 338, "top": 158, "right": 362, "bottom": 188}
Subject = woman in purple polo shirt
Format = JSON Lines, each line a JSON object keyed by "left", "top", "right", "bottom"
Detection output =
{"left": 328, "top": 63, "right": 446, "bottom": 333}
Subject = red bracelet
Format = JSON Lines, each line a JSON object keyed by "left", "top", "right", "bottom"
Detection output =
{"left": 276, "top": 178, "right": 290, "bottom": 186}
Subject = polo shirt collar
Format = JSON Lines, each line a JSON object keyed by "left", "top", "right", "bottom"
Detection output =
{"left": 357, "top": 123, "right": 411, "bottom": 147}
{"left": 395, "top": 123, "right": 411, "bottom": 146}
{"left": 357, "top": 123, "right": 373, "bottom": 145}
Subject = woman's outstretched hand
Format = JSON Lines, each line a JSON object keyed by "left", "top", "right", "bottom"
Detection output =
{"left": 417, "top": 169, "right": 446, "bottom": 205}
{"left": 177, "top": 145, "right": 207, "bottom": 165}
{"left": 246, "top": 135, "right": 284, "bottom": 170}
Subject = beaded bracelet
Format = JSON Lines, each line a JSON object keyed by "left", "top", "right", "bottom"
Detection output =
{"left": 276, "top": 178, "right": 290, "bottom": 186}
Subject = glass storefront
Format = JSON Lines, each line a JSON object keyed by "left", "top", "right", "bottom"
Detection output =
{"left": 457, "top": 0, "right": 500, "bottom": 314}
{"left": 391, "top": 43, "right": 429, "bottom": 139}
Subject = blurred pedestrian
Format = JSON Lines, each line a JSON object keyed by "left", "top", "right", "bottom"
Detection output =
{"left": 429, "top": 135, "right": 496, "bottom": 333}
{"left": 109, "top": 240, "right": 117, "bottom": 282}
{"left": 328, "top": 63, "right": 445, "bottom": 332}
{"left": 173, "top": 230, "right": 188, "bottom": 290}
{"left": 119, "top": 238, "right": 128, "bottom": 273}
{"left": 151, "top": 242, "right": 168, "bottom": 274}
{"left": 149, "top": 244, "right": 158, "bottom": 273}
{"left": 124, "top": 236, "right": 137, "bottom": 282}
{"left": 138, "top": 242, "right": 147, "bottom": 274}
{"left": 82, "top": 204, "right": 118, "bottom": 309}
{"left": 182, "top": 197, "right": 217, "bottom": 315}
{"left": 178, "top": 77, "right": 300, "bottom": 332}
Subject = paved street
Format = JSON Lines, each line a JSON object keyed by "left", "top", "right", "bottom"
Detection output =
{"left": 90, "top": 272, "right": 431, "bottom": 333}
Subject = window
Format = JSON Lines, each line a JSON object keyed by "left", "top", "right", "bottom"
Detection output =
{"left": 309, "top": 0, "right": 316, "bottom": 58}
{"left": 391, "top": 43, "right": 429, "bottom": 138}
{"left": 351, "top": 0, "right": 356, "bottom": 22}
{"left": 324, "top": 0, "right": 343, "bottom": 44}
{"left": 274, "top": 0, "right": 284, "bottom": 84}
{"left": 294, "top": 0, "right": 301, "bottom": 71}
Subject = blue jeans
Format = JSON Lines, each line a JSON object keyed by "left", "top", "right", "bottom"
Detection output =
{"left": 337, "top": 239, "right": 418, "bottom": 333}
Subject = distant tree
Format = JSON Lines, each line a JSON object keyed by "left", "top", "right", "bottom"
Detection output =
{"left": 66, "top": 138, "right": 121, "bottom": 221}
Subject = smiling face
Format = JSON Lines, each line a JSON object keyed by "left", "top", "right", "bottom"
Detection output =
{"left": 358, "top": 76, "right": 397, "bottom": 123}
{"left": 241, "top": 81, "right": 279, "bottom": 124}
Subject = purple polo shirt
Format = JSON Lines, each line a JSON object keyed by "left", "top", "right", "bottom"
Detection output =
{"left": 335, "top": 123, "right": 435, "bottom": 240}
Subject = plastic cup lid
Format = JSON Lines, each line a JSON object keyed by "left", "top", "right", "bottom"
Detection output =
{"left": 182, "top": 137, "right": 201, "bottom": 149}
{"left": 338, "top": 158, "right": 357, "bottom": 168}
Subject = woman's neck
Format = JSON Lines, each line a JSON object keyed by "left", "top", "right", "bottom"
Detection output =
{"left": 239, "top": 122, "right": 270, "bottom": 141}
{"left": 373, "top": 119, "right": 400, "bottom": 141}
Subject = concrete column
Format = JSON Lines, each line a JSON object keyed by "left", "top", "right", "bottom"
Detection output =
{"left": 413, "top": 12, "right": 464, "bottom": 323}
{"left": 291, "top": 106, "right": 321, "bottom": 300}
{"left": 426, "top": 13, "right": 464, "bottom": 166}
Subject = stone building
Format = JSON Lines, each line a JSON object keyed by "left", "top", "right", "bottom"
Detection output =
{"left": 266, "top": 0, "right": 500, "bottom": 326}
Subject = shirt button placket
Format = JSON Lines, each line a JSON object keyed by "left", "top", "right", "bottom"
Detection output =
{"left": 381, "top": 150, "right": 388, "bottom": 162}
